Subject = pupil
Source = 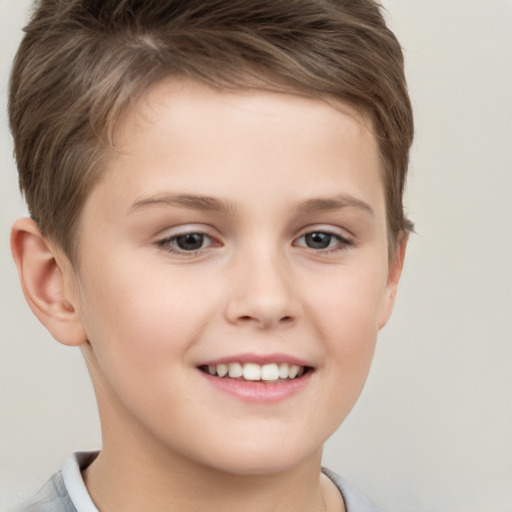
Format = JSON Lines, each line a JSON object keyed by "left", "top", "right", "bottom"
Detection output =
{"left": 176, "top": 233, "right": 204, "bottom": 250}
{"left": 305, "top": 232, "right": 331, "bottom": 249}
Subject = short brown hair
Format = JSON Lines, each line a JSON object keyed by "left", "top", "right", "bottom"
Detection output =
{"left": 9, "top": 0, "right": 413, "bottom": 262}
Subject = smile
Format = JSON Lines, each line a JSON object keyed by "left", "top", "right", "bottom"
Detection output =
{"left": 198, "top": 362, "right": 308, "bottom": 382}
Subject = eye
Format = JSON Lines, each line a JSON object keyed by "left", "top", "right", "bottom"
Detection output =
{"left": 156, "top": 231, "right": 215, "bottom": 254}
{"left": 294, "top": 230, "right": 350, "bottom": 252}
{"left": 174, "top": 233, "right": 208, "bottom": 251}
{"left": 304, "top": 232, "right": 334, "bottom": 249}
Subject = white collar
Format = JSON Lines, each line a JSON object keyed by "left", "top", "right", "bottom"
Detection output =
{"left": 61, "top": 452, "right": 99, "bottom": 512}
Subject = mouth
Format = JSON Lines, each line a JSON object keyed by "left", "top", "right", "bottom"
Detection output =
{"left": 197, "top": 362, "right": 312, "bottom": 383}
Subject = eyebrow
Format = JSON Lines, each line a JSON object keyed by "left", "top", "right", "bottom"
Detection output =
{"left": 294, "top": 195, "right": 374, "bottom": 216}
{"left": 129, "top": 194, "right": 238, "bottom": 215}
{"left": 129, "top": 193, "right": 374, "bottom": 217}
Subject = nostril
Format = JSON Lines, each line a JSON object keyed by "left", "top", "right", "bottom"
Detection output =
{"left": 235, "top": 314, "right": 294, "bottom": 327}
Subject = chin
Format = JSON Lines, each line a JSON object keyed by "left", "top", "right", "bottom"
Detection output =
{"left": 193, "top": 437, "right": 322, "bottom": 477}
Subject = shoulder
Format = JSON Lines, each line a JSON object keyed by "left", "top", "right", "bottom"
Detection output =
{"left": 6, "top": 472, "right": 76, "bottom": 512}
{"left": 322, "top": 467, "right": 381, "bottom": 512}
{"left": 6, "top": 452, "right": 99, "bottom": 512}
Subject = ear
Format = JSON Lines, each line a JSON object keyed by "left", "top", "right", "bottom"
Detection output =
{"left": 11, "top": 218, "right": 88, "bottom": 346}
{"left": 378, "top": 234, "right": 409, "bottom": 330}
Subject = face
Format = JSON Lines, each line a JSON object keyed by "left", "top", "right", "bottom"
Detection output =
{"left": 71, "top": 79, "right": 401, "bottom": 476}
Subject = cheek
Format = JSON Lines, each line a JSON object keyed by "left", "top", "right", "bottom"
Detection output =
{"left": 304, "top": 260, "right": 387, "bottom": 394}
{"left": 77, "top": 260, "right": 216, "bottom": 375}
{"left": 76, "top": 266, "right": 216, "bottom": 421}
{"left": 308, "top": 259, "right": 387, "bottom": 340}
{"left": 314, "top": 290, "right": 382, "bottom": 431}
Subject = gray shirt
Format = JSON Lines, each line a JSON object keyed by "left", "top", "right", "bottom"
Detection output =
{"left": 11, "top": 452, "right": 379, "bottom": 512}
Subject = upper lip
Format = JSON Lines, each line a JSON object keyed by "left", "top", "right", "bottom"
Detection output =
{"left": 198, "top": 353, "right": 313, "bottom": 368}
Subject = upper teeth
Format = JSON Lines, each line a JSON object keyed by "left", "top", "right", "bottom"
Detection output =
{"left": 207, "top": 362, "right": 304, "bottom": 381}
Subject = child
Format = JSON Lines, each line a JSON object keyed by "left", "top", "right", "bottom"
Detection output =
{"left": 8, "top": 0, "right": 413, "bottom": 511}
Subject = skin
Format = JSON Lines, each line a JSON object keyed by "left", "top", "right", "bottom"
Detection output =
{"left": 11, "top": 79, "right": 407, "bottom": 512}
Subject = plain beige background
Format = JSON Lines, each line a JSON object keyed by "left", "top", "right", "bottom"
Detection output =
{"left": 1, "top": 1, "right": 511, "bottom": 511}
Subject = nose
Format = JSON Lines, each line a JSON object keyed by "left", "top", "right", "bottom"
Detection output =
{"left": 224, "top": 250, "right": 299, "bottom": 330}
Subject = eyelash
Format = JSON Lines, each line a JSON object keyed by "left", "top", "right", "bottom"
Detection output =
{"left": 155, "top": 229, "right": 352, "bottom": 256}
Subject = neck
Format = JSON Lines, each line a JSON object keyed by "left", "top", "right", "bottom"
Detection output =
{"left": 83, "top": 440, "right": 338, "bottom": 512}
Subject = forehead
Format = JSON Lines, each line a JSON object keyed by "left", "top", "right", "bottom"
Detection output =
{"left": 115, "top": 78, "right": 374, "bottom": 153}
{"left": 91, "top": 78, "right": 385, "bottom": 223}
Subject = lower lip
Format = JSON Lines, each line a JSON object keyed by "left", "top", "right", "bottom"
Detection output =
{"left": 199, "top": 370, "right": 313, "bottom": 403}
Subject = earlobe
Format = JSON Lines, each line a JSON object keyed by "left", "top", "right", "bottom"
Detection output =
{"left": 378, "top": 234, "right": 408, "bottom": 330}
{"left": 10, "top": 218, "right": 88, "bottom": 347}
